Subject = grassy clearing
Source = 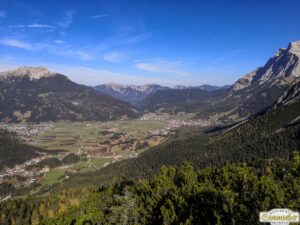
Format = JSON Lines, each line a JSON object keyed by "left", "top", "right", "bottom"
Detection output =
{"left": 42, "top": 168, "right": 67, "bottom": 186}
{"left": 90, "top": 157, "right": 112, "bottom": 167}
{"left": 74, "top": 157, "right": 112, "bottom": 170}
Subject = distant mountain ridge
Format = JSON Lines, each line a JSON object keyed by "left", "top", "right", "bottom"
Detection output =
{"left": 142, "top": 40, "right": 300, "bottom": 121}
{"left": 174, "top": 84, "right": 231, "bottom": 91}
{"left": 142, "top": 88, "right": 228, "bottom": 113}
{"left": 0, "top": 67, "right": 139, "bottom": 122}
{"left": 94, "top": 83, "right": 168, "bottom": 105}
{"left": 94, "top": 83, "right": 230, "bottom": 105}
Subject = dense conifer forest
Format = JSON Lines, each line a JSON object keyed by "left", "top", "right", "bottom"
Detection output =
{"left": 1, "top": 158, "right": 299, "bottom": 225}
{"left": 0, "top": 130, "right": 44, "bottom": 170}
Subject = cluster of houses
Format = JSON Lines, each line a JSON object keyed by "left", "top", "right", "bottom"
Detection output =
{"left": 0, "top": 155, "right": 50, "bottom": 187}
{"left": 0, "top": 122, "right": 53, "bottom": 142}
{"left": 142, "top": 113, "right": 214, "bottom": 136}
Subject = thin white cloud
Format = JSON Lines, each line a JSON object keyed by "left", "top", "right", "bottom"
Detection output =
{"left": 0, "top": 38, "right": 94, "bottom": 61}
{"left": 28, "top": 24, "right": 56, "bottom": 28}
{"left": 54, "top": 40, "right": 64, "bottom": 44}
{"left": 86, "top": 14, "right": 108, "bottom": 19}
{"left": 120, "top": 32, "right": 151, "bottom": 45}
{"left": 0, "top": 11, "right": 6, "bottom": 18}
{"left": 136, "top": 63, "right": 161, "bottom": 72}
{"left": 0, "top": 62, "right": 164, "bottom": 85}
{"left": 36, "top": 42, "right": 95, "bottom": 61}
{"left": 96, "top": 32, "right": 151, "bottom": 52}
{"left": 53, "top": 65, "right": 225, "bottom": 87}
{"left": 57, "top": 10, "right": 74, "bottom": 28}
{"left": 8, "top": 25, "right": 26, "bottom": 28}
{"left": 0, "top": 39, "right": 34, "bottom": 51}
{"left": 66, "top": 50, "right": 95, "bottom": 61}
{"left": 9, "top": 24, "right": 56, "bottom": 29}
{"left": 0, "top": 56, "right": 235, "bottom": 87}
{"left": 135, "top": 59, "right": 191, "bottom": 76}
{"left": 103, "top": 52, "right": 123, "bottom": 63}
{"left": 0, "top": 59, "right": 147, "bottom": 85}
{"left": 57, "top": 66, "right": 172, "bottom": 86}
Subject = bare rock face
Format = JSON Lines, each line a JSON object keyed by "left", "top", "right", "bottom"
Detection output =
{"left": 276, "top": 78, "right": 300, "bottom": 105}
{"left": 232, "top": 68, "right": 260, "bottom": 91}
{"left": 0, "top": 66, "right": 56, "bottom": 80}
{"left": 232, "top": 40, "right": 300, "bottom": 91}
{"left": 289, "top": 40, "right": 300, "bottom": 55}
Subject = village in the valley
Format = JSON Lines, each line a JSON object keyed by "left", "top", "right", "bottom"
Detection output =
{"left": 0, "top": 113, "right": 214, "bottom": 198}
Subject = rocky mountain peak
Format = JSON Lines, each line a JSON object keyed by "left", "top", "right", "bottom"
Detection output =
{"left": 0, "top": 66, "right": 56, "bottom": 80}
{"left": 100, "top": 83, "right": 163, "bottom": 92}
{"left": 288, "top": 40, "right": 300, "bottom": 55}
{"left": 232, "top": 40, "right": 300, "bottom": 91}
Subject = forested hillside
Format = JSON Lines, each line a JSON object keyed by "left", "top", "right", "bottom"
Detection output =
{"left": 0, "top": 67, "right": 139, "bottom": 122}
{"left": 142, "top": 88, "right": 227, "bottom": 115}
{"left": 1, "top": 158, "right": 299, "bottom": 225}
{"left": 0, "top": 130, "right": 45, "bottom": 170}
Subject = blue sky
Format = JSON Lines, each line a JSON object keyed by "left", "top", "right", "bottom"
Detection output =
{"left": 0, "top": 0, "right": 299, "bottom": 86}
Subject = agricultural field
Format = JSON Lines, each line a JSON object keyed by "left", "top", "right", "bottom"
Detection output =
{"left": 31, "top": 120, "right": 165, "bottom": 154}
{"left": 1, "top": 114, "right": 207, "bottom": 192}
{"left": 29, "top": 120, "right": 167, "bottom": 186}
{"left": 0, "top": 119, "right": 168, "bottom": 189}
{"left": 42, "top": 157, "right": 113, "bottom": 185}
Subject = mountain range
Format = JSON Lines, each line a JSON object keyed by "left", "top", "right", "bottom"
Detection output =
{"left": 94, "top": 83, "right": 168, "bottom": 106}
{"left": 0, "top": 40, "right": 299, "bottom": 124}
{"left": 139, "top": 40, "right": 300, "bottom": 121}
{"left": 0, "top": 67, "right": 138, "bottom": 122}
{"left": 94, "top": 83, "right": 230, "bottom": 106}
